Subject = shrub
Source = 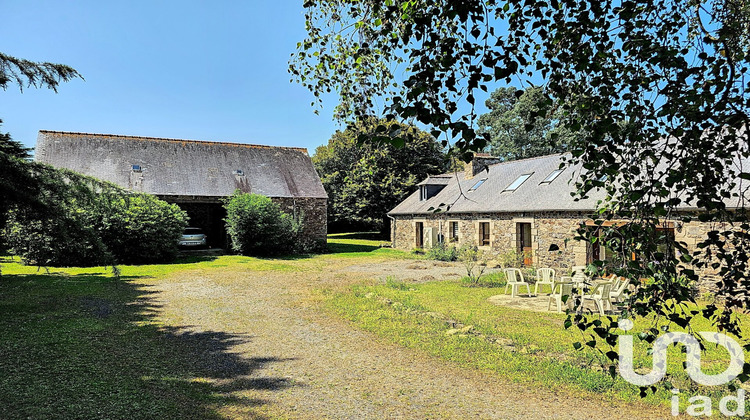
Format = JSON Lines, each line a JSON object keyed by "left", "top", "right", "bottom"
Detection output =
{"left": 5, "top": 208, "right": 110, "bottom": 267}
{"left": 97, "top": 194, "right": 187, "bottom": 264}
{"left": 426, "top": 241, "right": 458, "bottom": 261}
{"left": 461, "top": 271, "right": 506, "bottom": 287}
{"left": 458, "top": 244, "right": 489, "bottom": 285}
{"left": 3, "top": 167, "right": 187, "bottom": 267}
{"left": 223, "top": 191, "right": 302, "bottom": 256}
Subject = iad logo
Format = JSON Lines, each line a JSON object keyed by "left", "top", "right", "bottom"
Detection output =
{"left": 617, "top": 319, "right": 745, "bottom": 386}
{"left": 617, "top": 319, "right": 747, "bottom": 417}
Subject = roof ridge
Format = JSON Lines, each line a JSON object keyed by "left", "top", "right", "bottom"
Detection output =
{"left": 38, "top": 130, "right": 309, "bottom": 153}
{"left": 425, "top": 152, "right": 571, "bottom": 179}
{"left": 485, "top": 152, "right": 569, "bottom": 168}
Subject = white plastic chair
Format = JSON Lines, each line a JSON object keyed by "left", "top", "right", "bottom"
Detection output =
{"left": 548, "top": 281, "right": 574, "bottom": 313}
{"left": 610, "top": 277, "right": 631, "bottom": 303}
{"left": 580, "top": 282, "right": 613, "bottom": 315}
{"left": 534, "top": 268, "right": 556, "bottom": 295}
{"left": 560, "top": 266, "right": 588, "bottom": 291}
{"left": 504, "top": 268, "right": 531, "bottom": 297}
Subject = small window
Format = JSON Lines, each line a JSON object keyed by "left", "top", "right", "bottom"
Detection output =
{"left": 469, "top": 178, "right": 487, "bottom": 192}
{"left": 479, "top": 222, "right": 490, "bottom": 246}
{"left": 540, "top": 168, "right": 564, "bottom": 184}
{"left": 503, "top": 173, "right": 533, "bottom": 192}
{"left": 131, "top": 164, "right": 142, "bottom": 172}
{"left": 450, "top": 221, "right": 459, "bottom": 241}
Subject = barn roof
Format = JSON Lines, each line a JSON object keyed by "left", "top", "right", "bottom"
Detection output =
{"left": 36, "top": 131, "right": 327, "bottom": 199}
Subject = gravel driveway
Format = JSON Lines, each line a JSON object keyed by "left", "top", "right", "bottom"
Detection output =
{"left": 138, "top": 259, "right": 674, "bottom": 419}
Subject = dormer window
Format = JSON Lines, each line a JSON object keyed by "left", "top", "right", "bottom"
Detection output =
{"left": 503, "top": 173, "right": 533, "bottom": 192}
{"left": 468, "top": 178, "right": 487, "bottom": 192}
{"left": 418, "top": 176, "right": 450, "bottom": 201}
{"left": 420, "top": 184, "right": 445, "bottom": 201}
{"left": 131, "top": 164, "right": 142, "bottom": 172}
{"left": 540, "top": 168, "right": 564, "bottom": 184}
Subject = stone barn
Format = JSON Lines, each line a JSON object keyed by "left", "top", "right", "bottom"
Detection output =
{"left": 36, "top": 130, "right": 328, "bottom": 250}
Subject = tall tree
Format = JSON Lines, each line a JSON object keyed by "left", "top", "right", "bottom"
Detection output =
{"left": 0, "top": 121, "right": 32, "bottom": 159}
{"left": 313, "top": 119, "right": 448, "bottom": 233}
{"left": 291, "top": 0, "right": 750, "bottom": 385}
{"left": 477, "top": 86, "right": 573, "bottom": 161}
{"left": 0, "top": 53, "right": 82, "bottom": 252}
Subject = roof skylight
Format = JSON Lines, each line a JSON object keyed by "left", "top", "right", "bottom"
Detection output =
{"left": 503, "top": 173, "right": 533, "bottom": 192}
{"left": 540, "top": 168, "right": 564, "bottom": 184}
{"left": 468, "top": 178, "right": 487, "bottom": 192}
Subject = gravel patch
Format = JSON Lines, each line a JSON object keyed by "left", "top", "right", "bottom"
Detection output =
{"left": 136, "top": 260, "right": 674, "bottom": 419}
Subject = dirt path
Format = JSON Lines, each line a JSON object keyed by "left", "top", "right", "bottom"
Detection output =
{"left": 139, "top": 260, "right": 673, "bottom": 419}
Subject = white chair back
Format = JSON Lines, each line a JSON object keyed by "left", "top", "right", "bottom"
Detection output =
{"left": 537, "top": 268, "right": 555, "bottom": 283}
{"left": 592, "top": 282, "right": 612, "bottom": 299}
{"left": 505, "top": 268, "right": 524, "bottom": 284}
{"left": 610, "top": 276, "right": 622, "bottom": 290}
{"left": 571, "top": 266, "right": 587, "bottom": 279}
{"left": 615, "top": 277, "right": 630, "bottom": 294}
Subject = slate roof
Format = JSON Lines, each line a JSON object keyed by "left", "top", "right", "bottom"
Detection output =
{"left": 388, "top": 152, "right": 750, "bottom": 216}
{"left": 36, "top": 131, "right": 327, "bottom": 199}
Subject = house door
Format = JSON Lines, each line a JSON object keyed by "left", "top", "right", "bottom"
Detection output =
{"left": 415, "top": 222, "right": 424, "bottom": 248}
{"left": 517, "top": 223, "right": 532, "bottom": 266}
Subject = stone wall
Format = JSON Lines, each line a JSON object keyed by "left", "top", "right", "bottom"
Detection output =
{"left": 392, "top": 212, "right": 718, "bottom": 280}
{"left": 274, "top": 197, "right": 328, "bottom": 252}
{"left": 674, "top": 219, "right": 731, "bottom": 293}
{"left": 392, "top": 211, "right": 590, "bottom": 268}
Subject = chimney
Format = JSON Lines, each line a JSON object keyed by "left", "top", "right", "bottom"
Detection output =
{"left": 464, "top": 153, "right": 502, "bottom": 179}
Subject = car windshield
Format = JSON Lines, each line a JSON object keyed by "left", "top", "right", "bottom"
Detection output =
{"left": 184, "top": 228, "right": 203, "bottom": 234}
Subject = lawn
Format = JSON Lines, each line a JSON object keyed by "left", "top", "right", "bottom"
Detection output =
{"left": 1, "top": 233, "right": 745, "bottom": 417}
{"left": 325, "top": 277, "right": 750, "bottom": 412}
{"left": 0, "top": 234, "right": 405, "bottom": 419}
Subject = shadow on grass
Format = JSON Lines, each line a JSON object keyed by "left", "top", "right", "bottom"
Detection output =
{"left": 0, "top": 273, "right": 295, "bottom": 419}
{"left": 325, "top": 242, "right": 380, "bottom": 254}
{"left": 328, "top": 232, "right": 388, "bottom": 241}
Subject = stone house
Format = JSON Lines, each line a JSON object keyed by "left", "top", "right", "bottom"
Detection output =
{"left": 36, "top": 130, "right": 328, "bottom": 250}
{"left": 388, "top": 153, "right": 743, "bottom": 283}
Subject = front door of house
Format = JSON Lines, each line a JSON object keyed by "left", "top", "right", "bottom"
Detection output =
{"left": 415, "top": 222, "right": 424, "bottom": 248}
{"left": 517, "top": 222, "right": 532, "bottom": 266}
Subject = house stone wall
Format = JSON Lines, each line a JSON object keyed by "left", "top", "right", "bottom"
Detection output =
{"left": 392, "top": 212, "right": 589, "bottom": 269}
{"left": 391, "top": 212, "right": 720, "bottom": 283}
{"left": 674, "top": 219, "right": 732, "bottom": 293}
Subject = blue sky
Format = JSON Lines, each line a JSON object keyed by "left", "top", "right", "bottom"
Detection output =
{"left": 1, "top": 1, "right": 499, "bottom": 157}
{"left": 0, "top": 1, "right": 345, "bottom": 155}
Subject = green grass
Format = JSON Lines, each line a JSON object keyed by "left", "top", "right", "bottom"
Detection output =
{"left": 325, "top": 231, "right": 411, "bottom": 258}
{"left": 325, "top": 279, "right": 750, "bottom": 412}
{"left": 0, "top": 269, "right": 239, "bottom": 419}
{"left": 0, "top": 234, "right": 408, "bottom": 418}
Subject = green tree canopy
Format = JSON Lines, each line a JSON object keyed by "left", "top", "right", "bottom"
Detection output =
{"left": 477, "top": 86, "right": 573, "bottom": 161}
{"left": 292, "top": 0, "right": 750, "bottom": 384}
{"left": 0, "top": 121, "right": 32, "bottom": 159}
{"left": 0, "top": 52, "right": 83, "bottom": 232}
{"left": 313, "top": 119, "right": 448, "bottom": 232}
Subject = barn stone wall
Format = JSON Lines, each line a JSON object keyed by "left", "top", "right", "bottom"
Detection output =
{"left": 274, "top": 197, "right": 328, "bottom": 252}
